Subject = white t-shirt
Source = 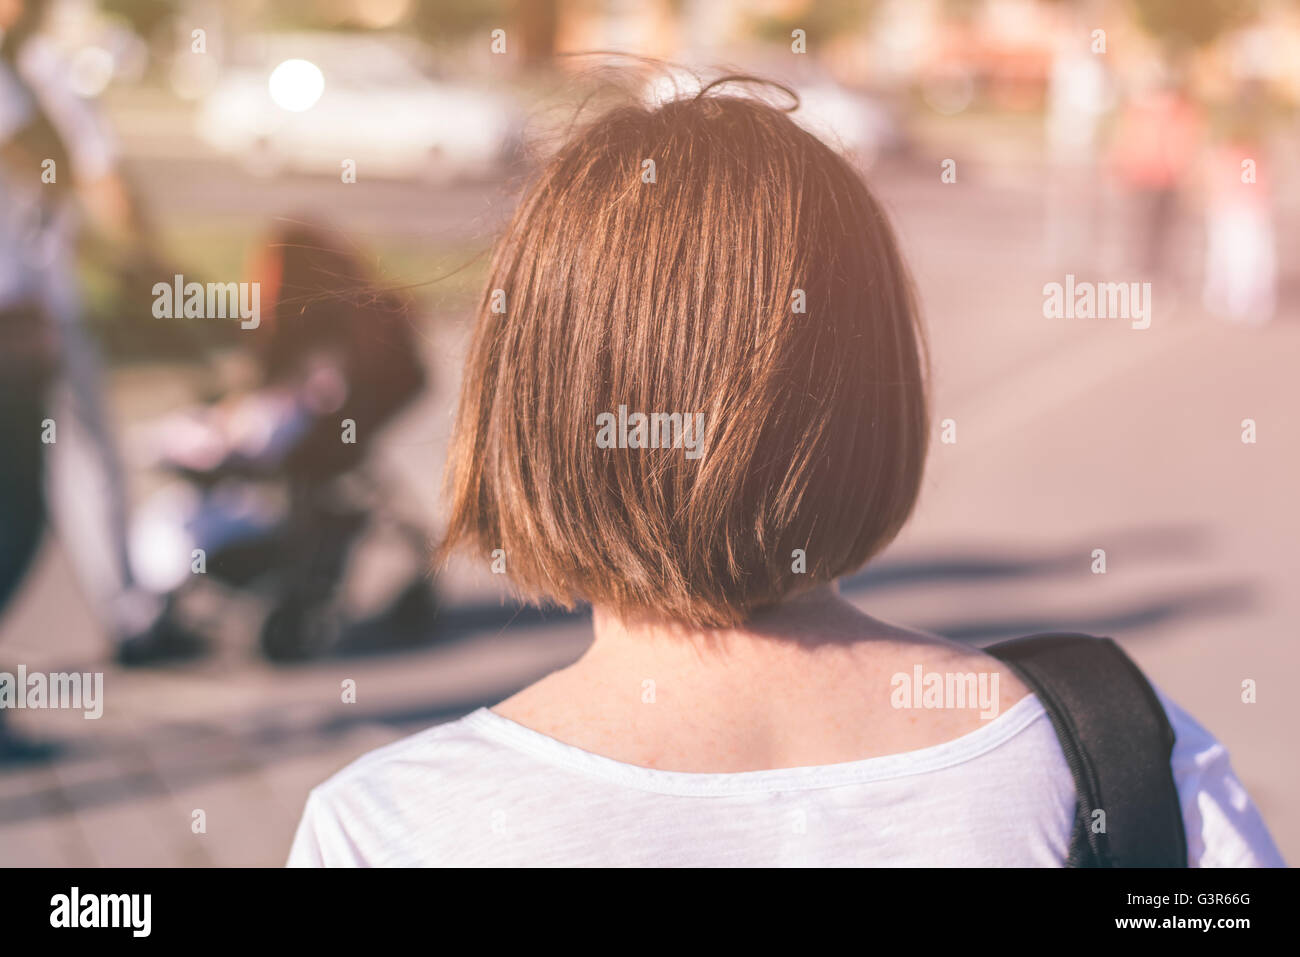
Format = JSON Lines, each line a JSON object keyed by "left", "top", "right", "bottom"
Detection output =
{"left": 0, "top": 36, "right": 117, "bottom": 313}
{"left": 287, "top": 689, "right": 1284, "bottom": 867}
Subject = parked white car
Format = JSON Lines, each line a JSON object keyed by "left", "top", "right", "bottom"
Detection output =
{"left": 196, "top": 33, "right": 519, "bottom": 180}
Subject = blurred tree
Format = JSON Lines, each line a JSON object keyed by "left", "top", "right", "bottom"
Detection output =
{"left": 408, "top": 0, "right": 556, "bottom": 63}
{"left": 100, "top": 0, "right": 176, "bottom": 36}
{"left": 515, "top": 0, "right": 558, "bottom": 64}
{"left": 1127, "top": 0, "right": 1259, "bottom": 50}
{"left": 408, "top": 0, "right": 511, "bottom": 42}
{"left": 749, "top": 0, "right": 876, "bottom": 44}
{"left": 938, "top": 0, "right": 983, "bottom": 25}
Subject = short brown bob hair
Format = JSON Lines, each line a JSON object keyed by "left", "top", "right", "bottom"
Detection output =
{"left": 440, "top": 81, "right": 928, "bottom": 628}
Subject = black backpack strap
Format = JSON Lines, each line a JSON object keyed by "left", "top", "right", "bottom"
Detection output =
{"left": 985, "top": 633, "right": 1187, "bottom": 867}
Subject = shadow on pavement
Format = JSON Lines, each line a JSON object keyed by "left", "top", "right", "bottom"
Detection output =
{"left": 0, "top": 523, "right": 1256, "bottom": 828}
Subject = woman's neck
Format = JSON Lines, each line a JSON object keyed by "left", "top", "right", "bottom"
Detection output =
{"left": 490, "top": 583, "right": 1028, "bottom": 772}
{"left": 583, "top": 583, "right": 912, "bottom": 674}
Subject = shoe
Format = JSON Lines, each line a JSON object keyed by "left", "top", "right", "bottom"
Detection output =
{"left": 0, "top": 718, "right": 59, "bottom": 766}
{"left": 114, "top": 615, "right": 209, "bottom": 667}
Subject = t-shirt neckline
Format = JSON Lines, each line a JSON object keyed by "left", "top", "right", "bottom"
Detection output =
{"left": 461, "top": 693, "right": 1047, "bottom": 797}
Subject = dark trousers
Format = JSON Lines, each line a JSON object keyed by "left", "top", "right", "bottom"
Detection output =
{"left": 0, "top": 308, "right": 54, "bottom": 618}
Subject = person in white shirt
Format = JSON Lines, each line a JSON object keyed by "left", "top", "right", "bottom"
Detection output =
{"left": 289, "top": 85, "right": 1283, "bottom": 868}
{"left": 0, "top": 0, "right": 198, "bottom": 688}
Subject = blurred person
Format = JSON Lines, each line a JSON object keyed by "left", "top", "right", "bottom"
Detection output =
{"left": 1108, "top": 64, "right": 1203, "bottom": 279}
{"left": 1200, "top": 86, "right": 1276, "bottom": 323}
{"left": 0, "top": 0, "right": 199, "bottom": 683}
{"left": 288, "top": 88, "right": 1282, "bottom": 867}
{"left": 131, "top": 222, "right": 431, "bottom": 662}
{"left": 1044, "top": 25, "right": 1111, "bottom": 268}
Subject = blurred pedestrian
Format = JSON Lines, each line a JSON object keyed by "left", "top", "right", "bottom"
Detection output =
{"left": 0, "top": 0, "right": 200, "bottom": 684}
{"left": 1108, "top": 63, "right": 1203, "bottom": 279}
{"left": 1044, "top": 27, "right": 1111, "bottom": 269}
{"left": 1201, "top": 85, "right": 1276, "bottom": 323}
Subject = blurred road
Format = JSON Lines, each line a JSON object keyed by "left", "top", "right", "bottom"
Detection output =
{"left": 1, "top": 159, "right": 1296, "bottom": 866}
{"left": 128, "top": 154, "right": 516, "bottom": 240}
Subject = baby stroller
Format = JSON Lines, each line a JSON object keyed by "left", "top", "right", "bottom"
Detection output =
{"left": 129, "top": 223, "right": 435, "bottom": 661}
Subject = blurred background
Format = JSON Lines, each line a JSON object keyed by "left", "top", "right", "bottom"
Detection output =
{"left": 0, "top": 0, "right": 1297, "bottom": 866}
